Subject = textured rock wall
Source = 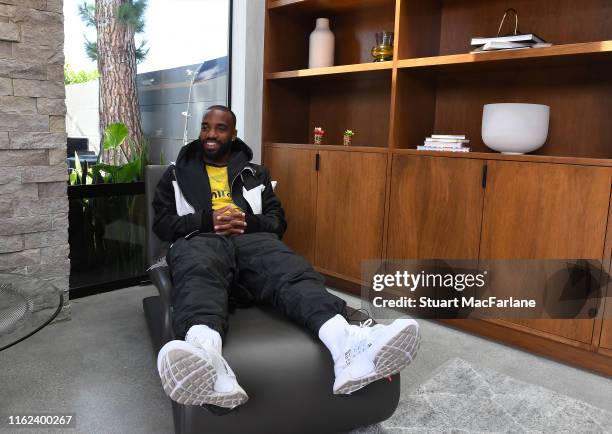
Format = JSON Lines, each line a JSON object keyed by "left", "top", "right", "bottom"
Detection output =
{"left": 0, "top": 0, "right": 69, "bottom": 319}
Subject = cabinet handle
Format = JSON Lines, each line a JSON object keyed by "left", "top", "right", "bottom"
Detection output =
{"left": 315, "top": 153, "right": 320, "bottom": 171}
{"left": 482, "top": 163, "right": 488, "bottom": 189}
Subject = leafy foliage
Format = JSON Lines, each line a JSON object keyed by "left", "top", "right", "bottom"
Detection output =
{"left": 64, "top": 64, "right": 99, "bottom": 85}
{"left": 78, "top": 1, "right": 95, "bottom": 27}
{"left": 70, "top": 122, "right": 149, "bottom": 185}
{"left": 78, "top": 0, "right": 149, "bottom": 63}
{"left": 103, "top": 122, "right": 129, "bottom": 152}
{"left": 135, "top": 40, "right": 149, "bottom": 63}
{"left": 84, "top": 39, "right": 98, "bottom": 62}
{"left": 117, "top": 0, "right": 147, "bottom": 33}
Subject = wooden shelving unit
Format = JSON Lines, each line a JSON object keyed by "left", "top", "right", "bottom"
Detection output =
{"left": 262, "top": 0, "right": 612, "bottom": 376}
{"left": 265, "top": 61, "right": 392, "bottom": 79}
{"left": 264, "top": 0, "right": 612, "bottom": 159}
{"left": 396, "top": 41, "right": 612, "bottom": 69}
{"left": 267, "top": 142, "right": 388, "bottom": 153}
{"left": 392, "top": 148, "right": 612, "bottom": 168}
{"left": 268, "top": 0, "right": 393, "bottom": 13}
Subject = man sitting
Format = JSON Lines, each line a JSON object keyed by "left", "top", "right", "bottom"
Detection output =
{"left": 153, "top": 105, "right": 420, "bottom": 409}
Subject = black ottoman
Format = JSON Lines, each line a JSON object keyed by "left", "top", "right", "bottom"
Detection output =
{"left": 143, "top": 296, "right": 400, "bottom": 434}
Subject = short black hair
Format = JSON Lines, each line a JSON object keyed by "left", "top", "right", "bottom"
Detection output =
{"left": 205, "top": 105, "right": 237, "bottom": 129}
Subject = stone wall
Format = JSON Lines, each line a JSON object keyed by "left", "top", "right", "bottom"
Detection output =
{"left": 0, "top": 0, "right": 69, "bottom": 319}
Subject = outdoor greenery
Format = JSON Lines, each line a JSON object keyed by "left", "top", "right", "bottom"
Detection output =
{"left": 68, "top": 122, "right": 148, "bottom": 288}
{"left": 78, "top": 0, "right": 149, "bottom": 63}
{"left": 64, "top": 64, "right": 100, "bottom": 85}
{"left": 68, "top": 1, "right": 151, "bottom": 289}
{"left": 76, "top": 0, "right": 147, "bottom": 164}
{"left": 70, "top": 122, "right": 149, "bottom": 185}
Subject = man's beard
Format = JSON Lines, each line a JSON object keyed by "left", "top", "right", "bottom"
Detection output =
{"left": 202, "top": 138, "right": 233, "bottom": 162}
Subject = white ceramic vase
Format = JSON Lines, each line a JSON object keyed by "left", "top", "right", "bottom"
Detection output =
{"left": 481, "top": 103, "right": 550, "bottom": 155}
{"left": 309, "top": 18, "right": 334, "bottom": 68}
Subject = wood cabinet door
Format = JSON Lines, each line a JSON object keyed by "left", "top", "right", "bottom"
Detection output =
{"left": 314, "top": 150, "right": 387, "bottom": 281}
{"left": 480, "top": 161, "right": 612, "bottom": 344}
{"left": 387, "top": 155, "right": 485, "bottom": 259}
{"left": 600, "top": 319, "right": 612, "bottom": 351}
{"left": 264, "top": 146, "right": 318, "bottom": 263}
{"left": 599, "top": 205, "right": 612, "bottom": 352}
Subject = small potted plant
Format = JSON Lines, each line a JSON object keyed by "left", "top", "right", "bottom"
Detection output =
{"left": 343, "top": 129, "right": 355, "bottom": 146}
{"left": 313, "top": 126, "right": 325, "bottom": 145}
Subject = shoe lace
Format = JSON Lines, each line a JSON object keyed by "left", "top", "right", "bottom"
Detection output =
{"left": 345, "top": 318, "right": 374, "bottom": 360}
{"left": 360, "top": 319, "right": 373, "bottom": 328}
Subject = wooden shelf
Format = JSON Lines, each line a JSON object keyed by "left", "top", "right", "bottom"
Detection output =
{"left": 392, "top": 149, "right": 612, "bottom": 167}
{"left": 267, "top": 0, "right": 392, "bottom": 12}
{"left": 266, "top": 62, "right": 392, "bottom": 80}
{"left": 265, "top": 142, "right": 388, "bottom": 153}
{"left": 264, "top": 145, "right": 612, "bottom": 165}
{"left": 265, "top": 41, "right": 612, "bottom": 78}
{"left": 397, "top": 41, "right": 612, "bottom": 69}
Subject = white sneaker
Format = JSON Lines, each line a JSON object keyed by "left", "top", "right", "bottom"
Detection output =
{"left": 157, "top": 340, "right": 248, "bottom": 408}
{"left": 331, "top": 318, "right": 420, "bottom": 395}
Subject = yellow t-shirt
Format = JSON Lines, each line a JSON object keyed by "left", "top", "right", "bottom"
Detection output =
{"left": 205, "top": 165, "right": 240, "bottom": 211}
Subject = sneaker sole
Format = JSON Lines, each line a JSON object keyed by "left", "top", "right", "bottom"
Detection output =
{"left": 158, "top": 341, "right": 249, "bottom": 408}
{"left": 334, "top": 322, "right": 421, "bottom": 395}
{"left": 200, "top": 389, "right": 249, "bottom": 409}
{"left": 158, "top": 341, "right": 217, "bottom": 405}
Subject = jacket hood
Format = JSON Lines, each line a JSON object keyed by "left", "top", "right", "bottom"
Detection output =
{"left": 175, "top": 137, "right": 253, "bottom": 168}
{"left": 170, "top": 137, "right": 256, "bottom": 215}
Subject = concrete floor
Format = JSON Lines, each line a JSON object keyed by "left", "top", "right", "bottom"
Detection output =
{"left": 1, "top": 285, "right": 610, "bottom": 434}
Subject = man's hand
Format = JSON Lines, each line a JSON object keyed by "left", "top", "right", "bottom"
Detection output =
{"left": 213, "top": 206, "right": 247, "bottom": 236}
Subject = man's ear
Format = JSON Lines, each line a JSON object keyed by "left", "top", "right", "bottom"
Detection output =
{"left": 232, "top": 129, "right": 238, "bottom": 140}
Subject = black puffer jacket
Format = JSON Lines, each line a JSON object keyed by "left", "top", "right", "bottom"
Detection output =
{"left": 152, "top": 138, "right": 287, "bottom": 243}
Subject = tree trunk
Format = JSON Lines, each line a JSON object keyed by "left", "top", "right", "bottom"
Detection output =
{"left": 96, "top": 0, "right": 143, "bottom": 164}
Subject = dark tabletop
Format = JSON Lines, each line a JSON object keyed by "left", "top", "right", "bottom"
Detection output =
{"left": 0, "top": 273, "right": 63, "bottom": 351}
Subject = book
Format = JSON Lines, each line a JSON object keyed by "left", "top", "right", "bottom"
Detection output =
{"left": 470, "top": 33, "right": 546, "bottom": 46}
{"left": 470, "top": 41, "right": 553, "bottom": 53}
{"left": 423, "top": 142, "right": 466, "bottom": 149}
{"left": 478, "top": 41, "right": 532, "bottom": 50}
{"left": 430, "top": 134, "right": 466, "bottom": 140}
{"left": 417, "top": 146, "right": 471, "bottom": 152}
{"left": 425, "top": 138, "right": 470, "bottom": 144}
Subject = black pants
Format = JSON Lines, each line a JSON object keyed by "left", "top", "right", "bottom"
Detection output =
{"left": 166, "top": 232, "right": 347, "bottom": 340}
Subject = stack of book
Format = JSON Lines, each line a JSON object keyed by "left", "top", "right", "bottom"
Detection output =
{"left": 418, "top": 135, "right": 470, "bottom": 152}
{"left": 470, "top": 34, "right": 552, "bottom": 53}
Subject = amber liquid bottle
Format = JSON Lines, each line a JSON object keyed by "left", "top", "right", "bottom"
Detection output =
{"left": 371, "top": 31, "right": 394, "bottom": 62}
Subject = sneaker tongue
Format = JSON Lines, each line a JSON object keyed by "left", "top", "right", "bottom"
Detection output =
{"left": 209, "top": 349, "right": 235, "bottom": 377}
{"left": 185, "top": 325, "right": 223, "bottom": 353}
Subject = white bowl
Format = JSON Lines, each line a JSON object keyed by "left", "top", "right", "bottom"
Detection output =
{"left": 481, "top": 103, "right": 550, "bottom": 154}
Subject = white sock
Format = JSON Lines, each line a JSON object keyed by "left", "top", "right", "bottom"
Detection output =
{"left": 185, "top": 324, "right": 222, "bottom": 354}
{"left": 318, "top": 314, "right": 349, "bottom": 362}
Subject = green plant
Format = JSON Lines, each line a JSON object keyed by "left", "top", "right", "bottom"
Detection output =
{"left": 343, "top": 129, "right": 355, "bottom": 137}
{"left": 70, "top": 122, "right": 149, "bottom": 185}
{"left": 64, "top": 64, "right": 99, "bottom": 85}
